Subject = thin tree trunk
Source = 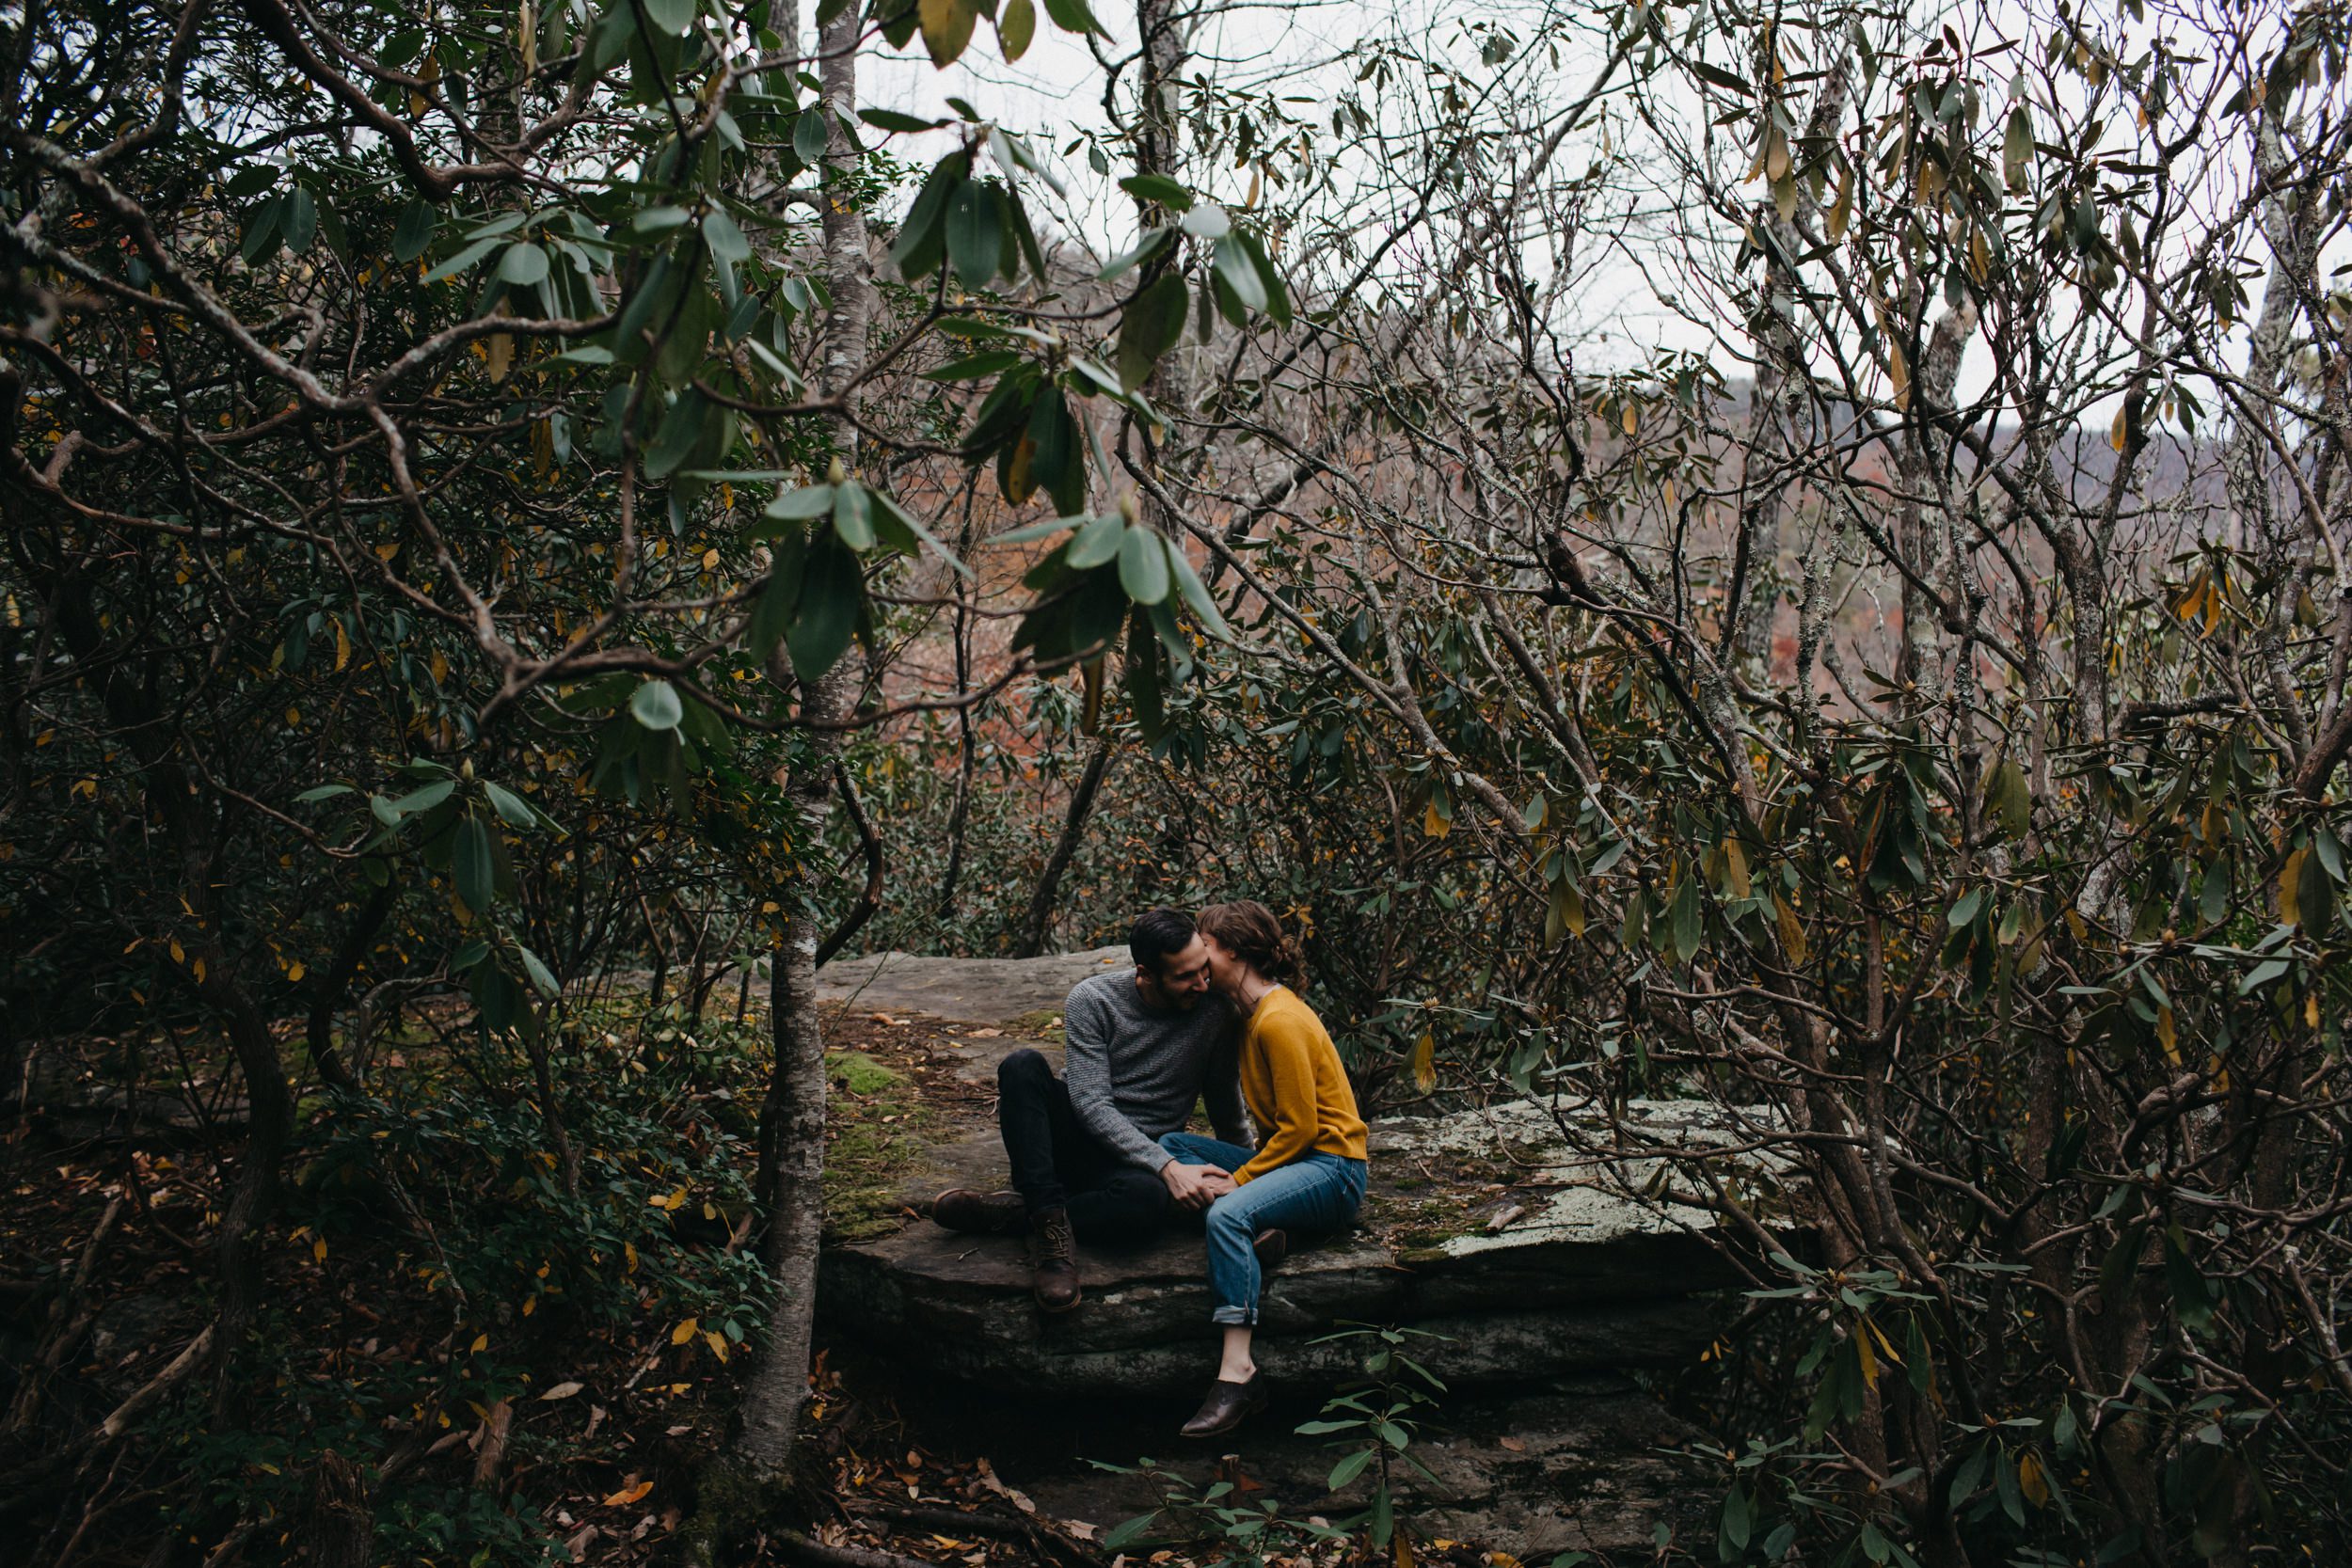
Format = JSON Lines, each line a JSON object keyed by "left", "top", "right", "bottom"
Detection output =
{"left": 731, "top": 0, "right": 868, "bottom": 1489}
{"left": 1013, "top": 740, "right": 1115, "bottom": 958}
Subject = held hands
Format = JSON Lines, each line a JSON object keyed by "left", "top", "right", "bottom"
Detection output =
{"left": 1161, "top": 1161, "right": 1240, "bottom": 1211}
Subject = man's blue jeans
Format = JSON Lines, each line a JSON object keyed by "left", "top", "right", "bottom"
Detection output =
{"left": 1159, "top": 1132, "right": 1368, "bottom": 1325}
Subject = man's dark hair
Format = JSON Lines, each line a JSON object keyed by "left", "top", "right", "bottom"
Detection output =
{"left": 1129, "top": 907, "right": 1198, "bottom": 974}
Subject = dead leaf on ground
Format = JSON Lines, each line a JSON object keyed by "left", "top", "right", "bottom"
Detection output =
{"left": 539, "top": 1380, "right": 585, "bottom": 1402}
{"left": 602, "top": 1476, "right": 654, "bottom": 1508}
{"left": 1497, "top": 1435, "right": 1527, "bottom": 1452}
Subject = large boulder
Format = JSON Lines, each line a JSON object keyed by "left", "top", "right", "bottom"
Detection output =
{"left": 815, "top": 1033, "right": 1777, "bottom": 1395}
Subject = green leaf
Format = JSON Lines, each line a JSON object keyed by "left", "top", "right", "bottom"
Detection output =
{"left": 1066, "top": 513, "right": 1124, "bottom": 570}
{"left": 517, "top": 943, "right": 562, "bottom": 1000}
{"left": 860, "top": 108, "right": 942, "bottom": 133}
{"left": 997, "top": 0, "right": 1035, "bottom": 58}
{"left": 892, "top": 151, "right": 969, "bottom": 281}
{"left": 454, "top": 815, "right": 497, "bottom": 913}
{"left": 1119, "top": 527, "right": 1171, "bottom": 604}
{"left": 946, "top": 179, "right": 1001, "bottom": 287}
{"left": 787, "top": 537, "right": 863, "bottom": 678}
{"left": 1116, "top": 272, "right": 1189, "bottom": 390}
{"left": 484, "top": 781, "right": 537, "bottom": 830}
{"left": 294, "top": 784, "right": 356, "bottom": 803}
{"left": 641, "top": 0, "right": 696, "bottom": 34}
{"left": 1119, "top": 174, "right": 1192, "bottom": 211}
{"left": 1180, "top": 202, "right": 1232, "bottom": 239}
{"left": 833, "top": 482, "right": 876, "bottom": 550}
{"left": 632, "top": 204, "right": 693, "bottom": 233}
{"left": 1039, "top": 0, "right": 1101, "bottom": 31}
{"left": 996, "top": 513, "right": 1089, "bottom": 544}
{"left": 1213, "top": 233, "right": 1267, "bottom": 312}
{"left": 1098, "top": 226, "right": 1173, "bottom": 283}
{"left": 643, "top": 390, "right": 710, "bottom": 479}
{"left": 1325, "top": 1449, "right": 1375, "bottom": 1490}
{"left": 421, "top": 234, "right": 501, "bottom": 284}
{"left": 702, "top": 208, "right": 752, "bottom": 261}
{"left": 793, "top": 109, "right": 831, "bottom": 166}
{"left": 498, "top": 241, "right": 550, "bottom": 286}
{"left": 1167, "top": 539, "right": 1232, "bottom": 639}
{"left": 1691, "top": 59, "right": 1752, "bottom": 95}
{"left": 767, "top": 483, "right": 837, "bottom": 520}
{"left": 282, "top": 186, "right": 319, "bottom": 254}
{"left": 631, "top": 679, "right": 685, "bottom": 731}
{"left": 392, "top": 199, "right": 437, "bottom": 263}
{"left": 387, "top": 779, "right": 457, "bottom": 818}
{"left": 226, "top": 165, "right": 280, "bottom": 198}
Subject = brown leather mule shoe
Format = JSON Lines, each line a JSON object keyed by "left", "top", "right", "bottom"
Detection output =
{"left": 1181, "top": 1373, "right": 1268, "bottom": 1438}
{"left": 930, "top": 1188, "right": 1025, "bottom": 1235}
{"left": 1253, "top": 1228, "right": 1288, "bottom": 1272}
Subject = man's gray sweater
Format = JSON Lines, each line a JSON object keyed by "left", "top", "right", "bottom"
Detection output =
{"left": 1061, "top": 971, "right": 1249, "bottom": 1170}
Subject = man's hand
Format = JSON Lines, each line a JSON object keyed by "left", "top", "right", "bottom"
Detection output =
{"left": 1161, "top": 1162, "right": 1228, "bottom": 1212}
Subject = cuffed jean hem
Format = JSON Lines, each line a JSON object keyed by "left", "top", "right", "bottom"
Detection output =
{"left": 1160, "top": 1132, "right": 1367, "bottom": 1326}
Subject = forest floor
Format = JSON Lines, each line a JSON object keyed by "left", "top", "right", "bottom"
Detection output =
{"left": 3, "top": 980, "right": 1534, "bottom": 1568}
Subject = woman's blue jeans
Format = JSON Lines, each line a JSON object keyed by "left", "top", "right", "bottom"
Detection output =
{"left": 1159, "top": 1132, "right": 1368, "bottom": 1325}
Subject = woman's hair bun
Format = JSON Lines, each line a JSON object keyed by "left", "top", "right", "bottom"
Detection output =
{"left": 1197, "top": 900, "right": 1307, "bottom": 987}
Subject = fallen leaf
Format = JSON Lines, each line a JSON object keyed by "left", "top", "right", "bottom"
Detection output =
{"left": 969, "top": 1028, "right": 1003, "bottom": 1038}
{"left": 539, "top": 1381, "right": 585, "bottom": 1402}
{"left": 602, "top": 1477, "right": 654, "bottom": 1508}
{"left": 1497, "top": 1435, "right": 1526, "bottom": 1452}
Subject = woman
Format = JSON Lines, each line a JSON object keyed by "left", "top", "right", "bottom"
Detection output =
{"left": 1158, "top": 900, "right": 1369, "bottom": 1437}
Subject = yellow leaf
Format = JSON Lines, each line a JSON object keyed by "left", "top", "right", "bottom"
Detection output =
{"left": 2308, "top": 992, "right": 2321, "bottom": 1028}
{"left": 1422, "top": 799, "right": 1451, "bottom": 839}
{"left": 705, "top": 1329, "right": 730, "bottom": 1361}
{"left": 170, "top": 939, "right": 186, "bottom": 965}
{"left": 671, "top": 1318, "right": 698, "bottom": 1346}
{"left": 334, "top": 618, "right": 351, "bottom": 673}
{"left": 2110, "top": 404, "right": 2129, "bottom": 453}
{"left": 375, "top": 540, "right": 401, "bottom": 561}
{"left": 1409, "top": 1033, "right": 1437, "bottom": 1095}
{"left": 287, "top": 961, "right": 306, "bottom": 982}
{"left": 1888, "top": 339, "right": 1911, "bottom": 411}
{"left": 1620, "top": 403, "right": 1638, "bottom": 436}
{"left": 602, "top": 1477, "right": 654, "bottom": 1508}
{"left": 2018, "top": 1449, "right": 2051, "bottom": 1507}
{"left": 2280, "top": 847, "right": 2309, "bottom": 927}
{"left": 625, "top": 1241, "right": 640, "bottom": 1275}
{"left": 521, "top": 1294, "right": 536, "bottom": 1316}
{"left": 2156, "top": 1006, "right": 2181, "bottom": 1067}
{"left": 1722, "top": 838, "right": 1751, "bottom": 899}
{"left": 701, "top": 547, "right": 720, "bottom": 571}
{"left": 192, "top": 958, "right": 207, "bottom": 983}
{"left": 312, "top": 1236, "right": 328, "bottom": 1263}
{"left": 469, "top": 1333, "right": 488, "bottom": 1354}
{"left": 917, "top": 0, "right": 976, "bottom": 68}
{"left": 1854, "top": 1325, "right": 1878, "bottom": 1388}
{"left": 1774, "top": 895, "right": 1808, "bottom": 962}
{"left": 1393, "top": 1528, "right": 1415, "bottom": 1568}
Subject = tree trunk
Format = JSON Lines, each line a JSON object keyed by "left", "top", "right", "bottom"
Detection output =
{"left": 731, "top": 0, "right": 869, "bottom": 1488}
{"left": 1013, "top": 739, "right": 1115, "bottom": 958}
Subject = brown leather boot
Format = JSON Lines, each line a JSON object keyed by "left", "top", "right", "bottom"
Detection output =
{"left": 930, "top": 1188, "right": 1025, "bottom": 1235}
{"left": 1025, "top": 1207, "right": 1082, "bottom": 1313}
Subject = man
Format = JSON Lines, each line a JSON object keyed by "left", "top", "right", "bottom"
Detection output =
{"left": 930, "top": 908, "right": 1251, "bottom": 1312}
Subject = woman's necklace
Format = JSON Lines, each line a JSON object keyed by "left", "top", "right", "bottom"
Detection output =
{"left": 1238, "top": 973, "right": 1278, "bottom": 1011}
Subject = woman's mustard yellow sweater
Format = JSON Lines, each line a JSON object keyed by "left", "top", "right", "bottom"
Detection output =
{"left": 1232, "top": 987, "right": 1369, "bottom": 1184}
